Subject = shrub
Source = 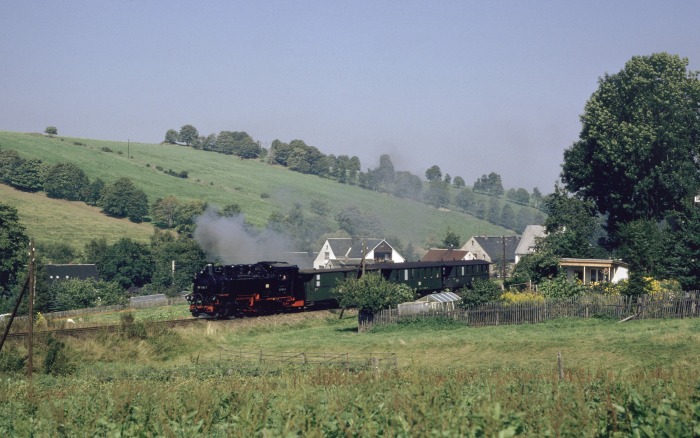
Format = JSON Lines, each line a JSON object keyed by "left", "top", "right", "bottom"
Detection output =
{"left": 155, "top": 165, "right": 163, "bottom": 171}
{"left": 538, "top": 275, "right": 586, "bottom": 300}
{"left": 0, "top": 346, "right": 26, "bottom": 373}
{"left": 460, "top": 279, "right": 502, "bottom": 307}
{"left": 260, "top": 192, "right": 270, "bottom": 198}
{"left": 100, "top": 147, "right": 113, "bottom": 153}
{"left": 42, "top": 336, "right": 74, "bottom": 375}
{"left": 501, "top": 291, "right": 544, "bottom": 305}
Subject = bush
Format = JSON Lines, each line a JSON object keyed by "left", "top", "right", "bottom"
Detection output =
{"left": 538, "top": 275, "right": 586, "bottom": 300}
{"left": 501, "top": 291, "right": 544, "bottom": 305}
{"left": 333, "top": 272, "right": 415, "bottom": 313}
{"left": 460, "top": 279, "right": 502, "bottom": 307}
{"left": 260, "top": 192, "right": 270, "bottom": 198}
{"left": 100, "top": 147, "right": 113, "bottom": 153}
{"left": 42, "top": 336, "right": 74, "bottom": 375}
{"left": 0, "top": 346, "right": 26, "bottom": 373}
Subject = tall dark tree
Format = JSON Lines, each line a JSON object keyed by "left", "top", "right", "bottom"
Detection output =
{"left": 11, "top": 158, "right": 44, "bottom": 192}
{"left": 99, "top": 177, "right": 149, "bottom": 222}
{"left": 453, "top": 176, "right": 465, "bottom": 188}
{"left": 442, "top": 227, "right": 461, "bottom": 248}
{"left": 561, "top": 53, "right": 700, "bottom": 237}
{"left": 0, "top": 204, "right": 29, "bottom": 297}
{"left": 43, "top": 162, "right": 89, "bottom": 201}
{"left": 424, "top": 180, "right": 450, "bottom": 208}
{"left": 455, "top": 187, "right": 475, "bottom": 213}
{"left": 99, "top": 238, "right": 153, "bottom": 289}
{"left": 539, "top": 185, "right": 605, "bottom": 259}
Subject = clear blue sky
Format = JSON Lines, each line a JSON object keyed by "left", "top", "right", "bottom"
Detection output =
{"left": 1, "top": 1, "right": 698, "bottom": 192}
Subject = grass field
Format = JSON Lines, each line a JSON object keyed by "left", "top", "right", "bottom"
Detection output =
{"left": 0, "top": 130, "right": 525, "bottom": 251}
{"left": 1, "top": 307, "right": 698, "bottom": 435}
{"left": 0, "top": 184, "right": 154, "bottom": 248}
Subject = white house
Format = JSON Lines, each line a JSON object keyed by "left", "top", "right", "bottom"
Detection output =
{"left": 313, "top": 238, "right": 405, "bottom": 269}
{"left": 514, "top": 225, "right": 547, "bottom": 263}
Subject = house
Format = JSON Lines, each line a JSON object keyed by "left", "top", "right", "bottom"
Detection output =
{"left": 460, "top": 236, "right": 521, "bottom": 278}
{"left": 559, "top": 258, "right": 629, "bottom": 284}
{"left": 420, "top": 248, "right": 472, "bottom": 262}
{"left": 514, "top": 225, "right": 547, "bottom": 263}
{"left": 313, "top": 238, "right": 405, "bottom": 269}
{"left": 46, "top": 264, "right": 98, "bottom": 283}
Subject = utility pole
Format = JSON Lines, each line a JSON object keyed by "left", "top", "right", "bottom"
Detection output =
{"left": 502, "top": 236, "right": 507, "bottom": 281}
{"left": 27, "top": 239, "right": 35, "bottom": 378}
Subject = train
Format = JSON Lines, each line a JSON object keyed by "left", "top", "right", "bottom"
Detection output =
{"left": 186, "top": 259, "right": 491, "bottom": 318}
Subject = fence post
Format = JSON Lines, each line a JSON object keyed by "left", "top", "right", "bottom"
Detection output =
{"left": 557, "top": 352, "right": 564, "bottom": 382}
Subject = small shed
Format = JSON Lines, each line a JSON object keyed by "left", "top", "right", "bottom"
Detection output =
{"left": 398, "top": 291, "right": 462, "bottom": 316}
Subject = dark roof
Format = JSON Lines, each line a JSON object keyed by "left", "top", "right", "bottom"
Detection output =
{"left": 326, "top": 238, "right": 386, "bottom": 259}
{"left": 472, "top": 236, "right": 521, "bottom": 262}
{"left": 46, "top": 264, "right": 98, "bottom": 282}
{"left": 421, "top": 249, "right": 469, "bottom": 262}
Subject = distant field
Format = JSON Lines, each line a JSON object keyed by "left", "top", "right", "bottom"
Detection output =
{"left": 0, "top": 184, "right": 154, "bottom": 249}
{"left": 0, "top": 130, "right": 525, "bottom": 250}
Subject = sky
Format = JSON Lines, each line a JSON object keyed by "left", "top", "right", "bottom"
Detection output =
{"left": 1, "top": 1, "right": 698, "bottom": 193}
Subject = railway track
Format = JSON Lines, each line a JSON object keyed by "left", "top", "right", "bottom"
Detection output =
{"left": 2, "top": 309, "right": 344, "bottom": 341}
{"left": 3, "top": 317, "right": 203, "bottom": 340}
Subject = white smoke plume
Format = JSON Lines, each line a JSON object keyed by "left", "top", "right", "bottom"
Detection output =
{"left": 193, "top": 208, "right": 296, "bottom": 264}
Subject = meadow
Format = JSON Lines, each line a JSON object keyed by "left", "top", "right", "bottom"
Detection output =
{"left": 0, "top": 130, "right": 519, "bottom": 250}
{"left": 1, "top": 307, "right": 698, "bottom": 436}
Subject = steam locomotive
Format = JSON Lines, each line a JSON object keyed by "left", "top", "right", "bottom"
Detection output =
{"left": 186, "top": 260, "right": 490, "bottom": 318}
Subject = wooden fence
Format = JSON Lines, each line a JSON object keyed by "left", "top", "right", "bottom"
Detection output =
{"left": 360, "top": 291, "right": 700, "bottom": 331}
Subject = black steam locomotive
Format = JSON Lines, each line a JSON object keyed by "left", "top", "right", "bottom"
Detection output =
{"left": 186, "top": 259, "right": 490, "bottom": 318}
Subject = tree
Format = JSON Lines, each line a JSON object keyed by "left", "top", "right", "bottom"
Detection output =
{"left": 453, "top": 176, "right": 465, "bottom": 188}
{"left": 455, "top": 187, "right": 475, "bottom": 213}
{"left": 335, "top": 205, "right": 383, "bottom": 238}
{"left": 538, "top": 184, "right": 605, "bottom": 259}
{"left": 99, "top": 238, "right": 153, "bottom": 289}
{"left": 11, "top": 158, "right": 44, "bottom": 192}
{"left": 561, "top": 53, "right": 700, "bottom": 238}
{"left": 501, "top": 204, "right": 516, "bottom": 230}
{"left": 616, "top": 219, "right": 665, "bottom": 277}
{"left": 460, "top": 279, "right": 501, "bottom": 307}
{"left": 0, "top": 204, "right": 29, "bottom": 297}
{"left": 220, "top": 203, "right": 242, "bottom": 217}
{"left": 393, "top": 171, "right": 423, "bottom": 200}
{"left": 164, "top": 129, "right": 179, "bottom": 144}
{"left": 43, "top": 162, "right": 89, "bottom": 201}
{"left": 178, "top": 125, "right": 199, "bottom": 146}
{"left": 376, "top": 154, "right": 395, "bottom": 191}
{"left": 82, "top": 178, "right": 105, "bottom": 206}
{"left": 661, "top": 210, "right": 700, "bottom": 289}
{"left": 333, "top": 272, "right": 415, "bottom": 314}
{"left": 425, "top": 165, "right": 442, "bottom": 182}
{"left": 151, "top": 195, "right": 182, "bottom": 229}
{"left": 442, "top": 227, "right": 461, "bottom": 248}
{"left": 150, "top": 233, "right": 206, "bottom": 293}
{"left": 424, "top": 180, "right": 450, "bottom": 208}
{"left": 44, "top": 126, "right": 57, "bottom": 136}
{"left": 99, "top": 177, "right": 149, "bottom": 222}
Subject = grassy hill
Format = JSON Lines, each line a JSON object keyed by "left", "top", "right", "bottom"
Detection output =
{"left": 0, "top": 130, "right": 531, "bottom": 253}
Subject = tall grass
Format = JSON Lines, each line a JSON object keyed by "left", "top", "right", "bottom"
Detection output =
{"left": 1, "top": 311, "right": 698, "bottom": 435}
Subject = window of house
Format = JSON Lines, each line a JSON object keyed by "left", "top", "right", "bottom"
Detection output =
{"left": 324, "top": 252, "right": 329, "bottom": 260}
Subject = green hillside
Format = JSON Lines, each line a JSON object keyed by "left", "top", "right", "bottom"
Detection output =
{"left": 0, "top": 130, "right": 524, "bottom": 253}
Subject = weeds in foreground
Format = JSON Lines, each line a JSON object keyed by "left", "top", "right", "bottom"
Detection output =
{"left": 0, "top": 364, "right": 698, "bottom": 436}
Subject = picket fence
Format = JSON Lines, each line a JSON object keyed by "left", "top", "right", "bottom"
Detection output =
{"left": 359, "top": 291, "right": 700, "bottom": 332}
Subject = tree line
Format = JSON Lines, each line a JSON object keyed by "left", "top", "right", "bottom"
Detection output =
{"left": 164, "top": 127, "right": 545, "bottom": 232}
